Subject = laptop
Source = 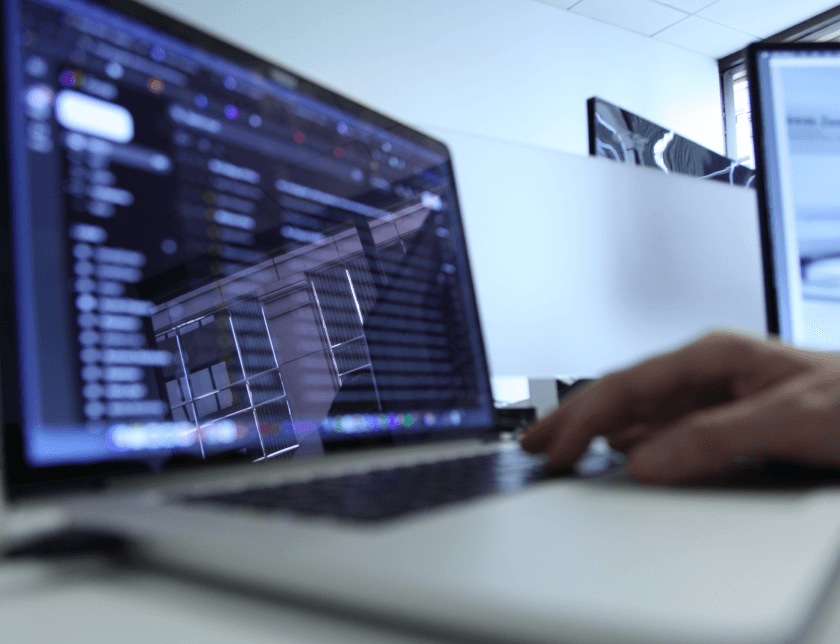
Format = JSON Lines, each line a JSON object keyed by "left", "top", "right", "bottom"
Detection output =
{"left": 4, "top": 3, "right": 840, "bottom": 642}
{"left": 749, "top": 42, "right": 840, "bottom": 351}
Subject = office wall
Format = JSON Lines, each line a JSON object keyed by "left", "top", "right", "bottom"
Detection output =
{"left": 139, "top": 0, "right": 725, "bottom": 157}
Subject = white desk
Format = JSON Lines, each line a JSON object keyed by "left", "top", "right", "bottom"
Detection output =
{"left": 4, "top": 554, "right": 840, "bottom": 644}
{"left": 0, "top": 558, "right": 453, "bottom": 644}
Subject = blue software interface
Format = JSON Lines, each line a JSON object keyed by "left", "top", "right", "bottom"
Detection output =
{"left": 3, "top": 0, "right": 493, "bottom": 470}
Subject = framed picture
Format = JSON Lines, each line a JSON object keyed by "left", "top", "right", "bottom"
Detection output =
{"left": 588, "top": 97, "right": 755, "bottom": 187}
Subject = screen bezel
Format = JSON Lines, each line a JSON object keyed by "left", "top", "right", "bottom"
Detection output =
{"left": 1, "top": 0, "right": 498, "bottom": 499}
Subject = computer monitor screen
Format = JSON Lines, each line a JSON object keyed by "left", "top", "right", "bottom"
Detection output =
{"left": 1, "top": 0, "right": 494, "bottom": 490}
{"left": 751, "top": 44, "right": 840, "bottom": 349}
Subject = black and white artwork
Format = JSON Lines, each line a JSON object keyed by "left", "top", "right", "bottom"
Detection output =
{"left": 588, "top": 97, "right": 756, "bottom": 187}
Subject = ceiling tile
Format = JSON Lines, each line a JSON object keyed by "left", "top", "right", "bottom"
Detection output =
{"left": 532, "top": 0, "right": 580, "bottom": 9}
{"left": 652, "top": 0, "right": 720, "bottom": 13}
{"left": 654, "top": 15, "right": 756, "bottom": 58}
{"left": 569, "top": 0, "right": 687, "bottom": 37}
{"left": 697, "top": 0, "right": 840, "bottom": 38}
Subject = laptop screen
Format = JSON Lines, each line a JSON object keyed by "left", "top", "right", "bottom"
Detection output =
{"left": 1, "top": 0, "right": 494, "bottom": 493}
{"left": 750, "top": 44, "right": 840, "bottom": 349}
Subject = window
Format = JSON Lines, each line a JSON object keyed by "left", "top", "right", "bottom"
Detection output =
{"left": 720, "top": 7, "right": 840, "bottom": 165}
{"left": 722, "top": 67, "right": 754, "bottom": 168}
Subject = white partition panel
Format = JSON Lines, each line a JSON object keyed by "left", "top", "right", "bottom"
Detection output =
{"left": 434, "top": 131, "right": 767, "bottom": 378}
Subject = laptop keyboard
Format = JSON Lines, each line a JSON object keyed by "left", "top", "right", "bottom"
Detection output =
{"left": 182, "top": 446, "right": 549, "bottom": 522}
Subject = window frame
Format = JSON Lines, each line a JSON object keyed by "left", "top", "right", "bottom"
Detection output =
{"left": 719, "top": 5, "right": 840, "bottom": 162}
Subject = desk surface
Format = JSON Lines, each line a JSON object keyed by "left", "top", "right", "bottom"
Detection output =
{"left": 0, "top": 558, "right": 455, "bottom": 644}
{"left": 3, "top": 555, "right": 840, "bottom": 644}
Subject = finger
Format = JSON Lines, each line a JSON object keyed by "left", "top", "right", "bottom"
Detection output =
{"left": 521, "top": 350, "right": 730, "bottom": 457}
{"left": 608, "top": 423, "right": 651, "bottom": 452}
{"left": 587, "top": 332, "right": 761, "bottom": 432}
{"left": 627, "top": 373, "right": 840, "bottom": 484}
{"left": 520, "top": 382, "right": 597, "bottom": 453}
{"left": 608, "top": 414, "right": 710, "bottom": 451}
{"left": 538, "top": 333, "right": 761, "bottom": 469}
{"left": 523, "top": 381, "right": 728, "bottom": 457}
{"left": 521, "top": 332, "right": 747, "bottom": 451}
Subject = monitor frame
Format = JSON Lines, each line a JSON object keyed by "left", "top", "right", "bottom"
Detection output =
{"left": 747, "top": 41, "right": 840, "bottom": 343}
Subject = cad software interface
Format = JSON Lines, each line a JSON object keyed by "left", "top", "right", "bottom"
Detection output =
{"left": 4, "top": 0, "right": 493, "bottom": 470}
{"left": 757, "top": 48, "right": 840, "bottom": 349}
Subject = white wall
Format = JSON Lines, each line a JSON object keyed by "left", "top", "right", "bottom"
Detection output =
{"left": 139, "top": 0, "right": 725, "bottom": 157}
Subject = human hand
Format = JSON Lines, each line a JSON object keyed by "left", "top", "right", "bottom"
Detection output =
{"left": 520, "top": 332, "right": 840, "bottom": 484}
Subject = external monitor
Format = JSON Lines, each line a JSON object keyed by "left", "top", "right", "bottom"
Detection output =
{"left": 749, "top": 43, "right": 840, "bottom": 349}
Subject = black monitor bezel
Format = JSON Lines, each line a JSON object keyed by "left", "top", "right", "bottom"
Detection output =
{"left": 1, "top": 0, "right": 497, "bottom": 499}
{"left": 746, "top": 41, "right": 840, "bottom": 340}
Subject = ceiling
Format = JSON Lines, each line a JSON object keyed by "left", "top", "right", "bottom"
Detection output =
{"left": 534, "top": 0, "right": 840, "bottom": 58}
